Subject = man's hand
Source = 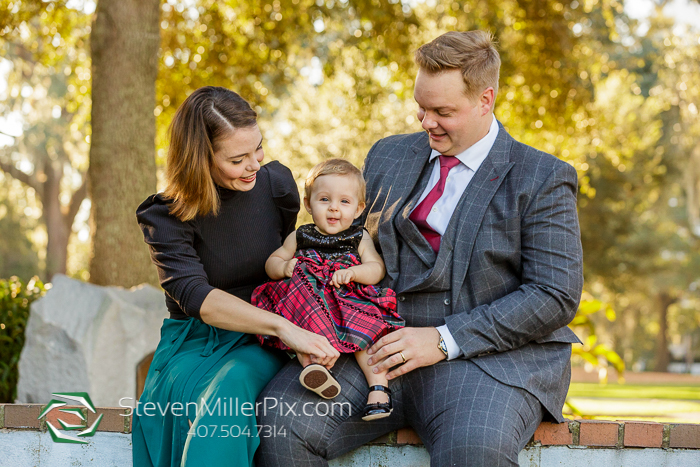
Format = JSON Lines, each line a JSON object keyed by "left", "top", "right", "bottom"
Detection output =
{"left": 366, "top": 327, "right": 446, "bottom": 379}
{"left": 330, "top": 268, "right": 356, "bottom": 288}
{"left": 283, "top": 258, "right": 298, "bottom": 277}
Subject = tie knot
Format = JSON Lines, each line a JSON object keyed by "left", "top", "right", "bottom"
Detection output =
{"left": 439, "top": 155, "right": 461, "bottom": 170}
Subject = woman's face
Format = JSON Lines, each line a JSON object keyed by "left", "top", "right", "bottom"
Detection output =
{"left": 211, "top": 125, "right": 264, "bottom": 192}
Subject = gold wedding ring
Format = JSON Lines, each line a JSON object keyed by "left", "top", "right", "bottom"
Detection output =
{"left": 399, "top": 351, "right": 407, "bottom": 364}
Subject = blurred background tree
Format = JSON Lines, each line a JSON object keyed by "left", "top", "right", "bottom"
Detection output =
{"left": 1, "top": 0, "right": 699, "bottom": 375}
{"left": 0, "top": 0, "right": 90, "bottom": 280}
{"left": 88, "top": 0, "right": 160, "bottom": 287}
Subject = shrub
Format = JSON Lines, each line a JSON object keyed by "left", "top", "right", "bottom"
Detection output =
{"left": 0, "top": 276, "right": 47, "bottom": 403}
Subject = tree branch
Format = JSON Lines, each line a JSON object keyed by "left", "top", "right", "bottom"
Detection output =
{"left": 0, "top": 130, "right": 20, "bottom": 138}
{"left": 64, "top": 176, "right": 88, "bottom": 229}
{"left": 0, "top": 160, "right": 40, "bottom": 191}
{"left": 5, "top": 41, "right": 39, "bottom": 66}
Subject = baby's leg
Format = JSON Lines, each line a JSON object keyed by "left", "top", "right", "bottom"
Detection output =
{"left": 354, "top": 350, "right": 389, "bottom": 405}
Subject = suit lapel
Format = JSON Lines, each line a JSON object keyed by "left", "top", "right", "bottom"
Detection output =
{"left": 450, "top": 124, "right": 515, "bottom": 306}
{"left": 377, "top": 136, "right": 432, "bottom": 279}
{"left": 394, "top": 155, "right": 437, "bottom": 268}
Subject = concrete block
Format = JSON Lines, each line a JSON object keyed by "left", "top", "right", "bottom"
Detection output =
{"left": 330, "top": 446, "right": 372, "bottom": 467}
{"left": 368, "top": 445, "right": 430, "bottom": 466}
{"left": 0, "top": 429, "right": 43, "bottom": 465}
{"left": 39, "top": 431, "right": 132, "bottom": 466}
{"left": 539, "top": 445, "right": 700, "bottom": 466}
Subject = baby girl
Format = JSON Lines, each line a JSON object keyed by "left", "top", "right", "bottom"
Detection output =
{"left": 253, "top": 158, "right": 404, "bottom": 421}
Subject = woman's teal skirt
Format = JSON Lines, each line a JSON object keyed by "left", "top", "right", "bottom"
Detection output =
{"left": 132, "top": 318, "right": 288, "bottom": 467}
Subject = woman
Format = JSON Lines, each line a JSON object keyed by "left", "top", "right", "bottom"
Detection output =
{"left": 132, "top": 86, "right": 339, "bottom": 467}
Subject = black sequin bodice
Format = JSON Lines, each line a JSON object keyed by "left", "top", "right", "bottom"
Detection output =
{"left": 296, "top": 224, "right": 363, "bottom": 260}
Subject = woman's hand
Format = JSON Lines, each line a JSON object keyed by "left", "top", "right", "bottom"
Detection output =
{"left": 296, "top": 351, "right": 337, "bottom": 370}
{"left": 331, "top": 268, "right": 356, "bottom": 288}
{"left": 283, "top": 258, "right": 298, "bottom": 278}
{"left": 277, "top": 321, "right": 340, "bottom": 369}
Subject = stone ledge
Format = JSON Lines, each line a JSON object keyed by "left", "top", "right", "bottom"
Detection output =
{"left": 370, "top": 420, "right": 700, "bottom": 450}
{"left": 3, "top": 430, "right": 698, "bottom": 467}
{"left": 2, "top": 403, "right": 699, "bottom": 450}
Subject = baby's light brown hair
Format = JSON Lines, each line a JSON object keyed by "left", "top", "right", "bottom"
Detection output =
{"left": 304, "top": 159, "right": 366, "bottom": 205}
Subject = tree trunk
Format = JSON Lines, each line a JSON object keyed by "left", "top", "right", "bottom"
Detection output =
{"left": 89, "top": 0, "right": 160, "bottom": 287}
{"left": 653, "top": 292, "right": 675, "bottom": 372}
{"left": 41, "top": 159, "right": 69, "bottom": 279}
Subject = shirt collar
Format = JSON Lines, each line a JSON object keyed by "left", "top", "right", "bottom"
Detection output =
{"left": 428, "top": 115, "right": 499, "bottom": 172}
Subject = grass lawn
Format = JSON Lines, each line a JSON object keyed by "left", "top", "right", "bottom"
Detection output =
{"left": 564, "top": 382, "right": 700, "bottom": 423}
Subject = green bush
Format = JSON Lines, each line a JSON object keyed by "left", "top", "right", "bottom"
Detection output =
{"left": 0, "top": 276, "right": 47, "bottom": 403}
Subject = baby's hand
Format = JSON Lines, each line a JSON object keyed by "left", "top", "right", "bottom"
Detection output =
{"left": 284, "top": 258, "right": 298, "bottom": 277}
{"left": 331, "top": 268, "right": 356, "bottom": 288}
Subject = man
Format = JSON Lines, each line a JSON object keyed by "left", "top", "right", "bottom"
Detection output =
{"left": 256, "top": 30, "right": 583, "bottom": 466}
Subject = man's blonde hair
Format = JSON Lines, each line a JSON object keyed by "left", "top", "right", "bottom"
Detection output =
{"left": 304, "top": 158, "right": 366, "bottom": 205}
{"left": 415, "top": 30, "right": 500, "bottom": 100}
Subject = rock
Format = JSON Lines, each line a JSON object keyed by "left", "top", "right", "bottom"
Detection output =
{"left": 16, "top": 274, "right": 167, "bottom": 407}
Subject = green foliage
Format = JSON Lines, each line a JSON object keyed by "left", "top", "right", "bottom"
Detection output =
{"left": 576, "top": 13, "right": 700, "bottom": 371}
{"left": 3, "top": 0, "right": 700, "bottom": 377}
{"left": 569, "top": 293, "right": 625, "bottom": 383}
{"left": 0, "top": 276, "right": 46, "bottom": 402}
{"left": 0, "top": 200, "right": 39, "bottom": 280}
{"left": 567, "top": 293, "right": 626, "bottom": 418}
{"left": 0, "top": 0, "right": 92, "bottom": 279}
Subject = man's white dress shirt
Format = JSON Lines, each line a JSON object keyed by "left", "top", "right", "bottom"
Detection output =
{"left": 410, "top": 116, "right": 499, "bottom": 360}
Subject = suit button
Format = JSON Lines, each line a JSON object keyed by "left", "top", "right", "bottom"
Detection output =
{"left": 398, "top": 296, "right": 406, "bottom": 302}
{"left": 444, "top": 298, "right": 451, "bottom": 305}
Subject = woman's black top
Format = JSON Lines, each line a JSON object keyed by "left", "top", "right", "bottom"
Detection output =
{"left": 136, "top": 161, "right": 299, "bottom": 321}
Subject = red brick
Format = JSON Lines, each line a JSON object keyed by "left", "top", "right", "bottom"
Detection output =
{"left": 579, "top": 420, "right": 620, "bottom": 447}
{"left": 669, "top": 423, "right": 700, "bottom": 449}
{"left": 87, "top": 407, "right": 130, "bottom": 433}
{"left": 623, "top": 421, "right": 663, "bottom": 447}
{"left": 4, "top": 404, "right": 43, "bottom": 429}
{"left": 533, "top": 421, "right": 573, "bottom": 445}
{"left": 396, "top": 428, "right": 423, "bottom": 445}
{"left": 43, "top": 406, "right": 86, "bottom": 430}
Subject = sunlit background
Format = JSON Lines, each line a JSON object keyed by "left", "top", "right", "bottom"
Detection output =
{"left": 1, "top": 0, "right": 700, "bottom": 420}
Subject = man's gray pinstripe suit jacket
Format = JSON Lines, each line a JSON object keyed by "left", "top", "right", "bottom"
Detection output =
{"left": 361, "top": 121, "right": 583, "bottom": 422}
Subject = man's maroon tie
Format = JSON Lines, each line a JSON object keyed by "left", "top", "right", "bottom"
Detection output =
{"left": 409, "top": 155, "right": 462, "bottom": 252}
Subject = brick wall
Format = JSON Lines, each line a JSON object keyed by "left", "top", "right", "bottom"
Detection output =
{"left": 3, "top": 403, "right": 698, "bottom": 450}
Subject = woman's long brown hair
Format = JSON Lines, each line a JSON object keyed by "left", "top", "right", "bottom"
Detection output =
{"left": 163, "top": 86, "right": 257, "bottom": 221}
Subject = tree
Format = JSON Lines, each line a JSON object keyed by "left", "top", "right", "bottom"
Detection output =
{"left": 0, "top": 199, "right": 40, "bottom": 280}
{"left": 576, "top": 6, "right": 700, "bottom": 372}
{"left": 0, "top": 0, "right": 90, "bottom": 280}
{"left": 88, "top": 0, "right": 160, "bottom": 287}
